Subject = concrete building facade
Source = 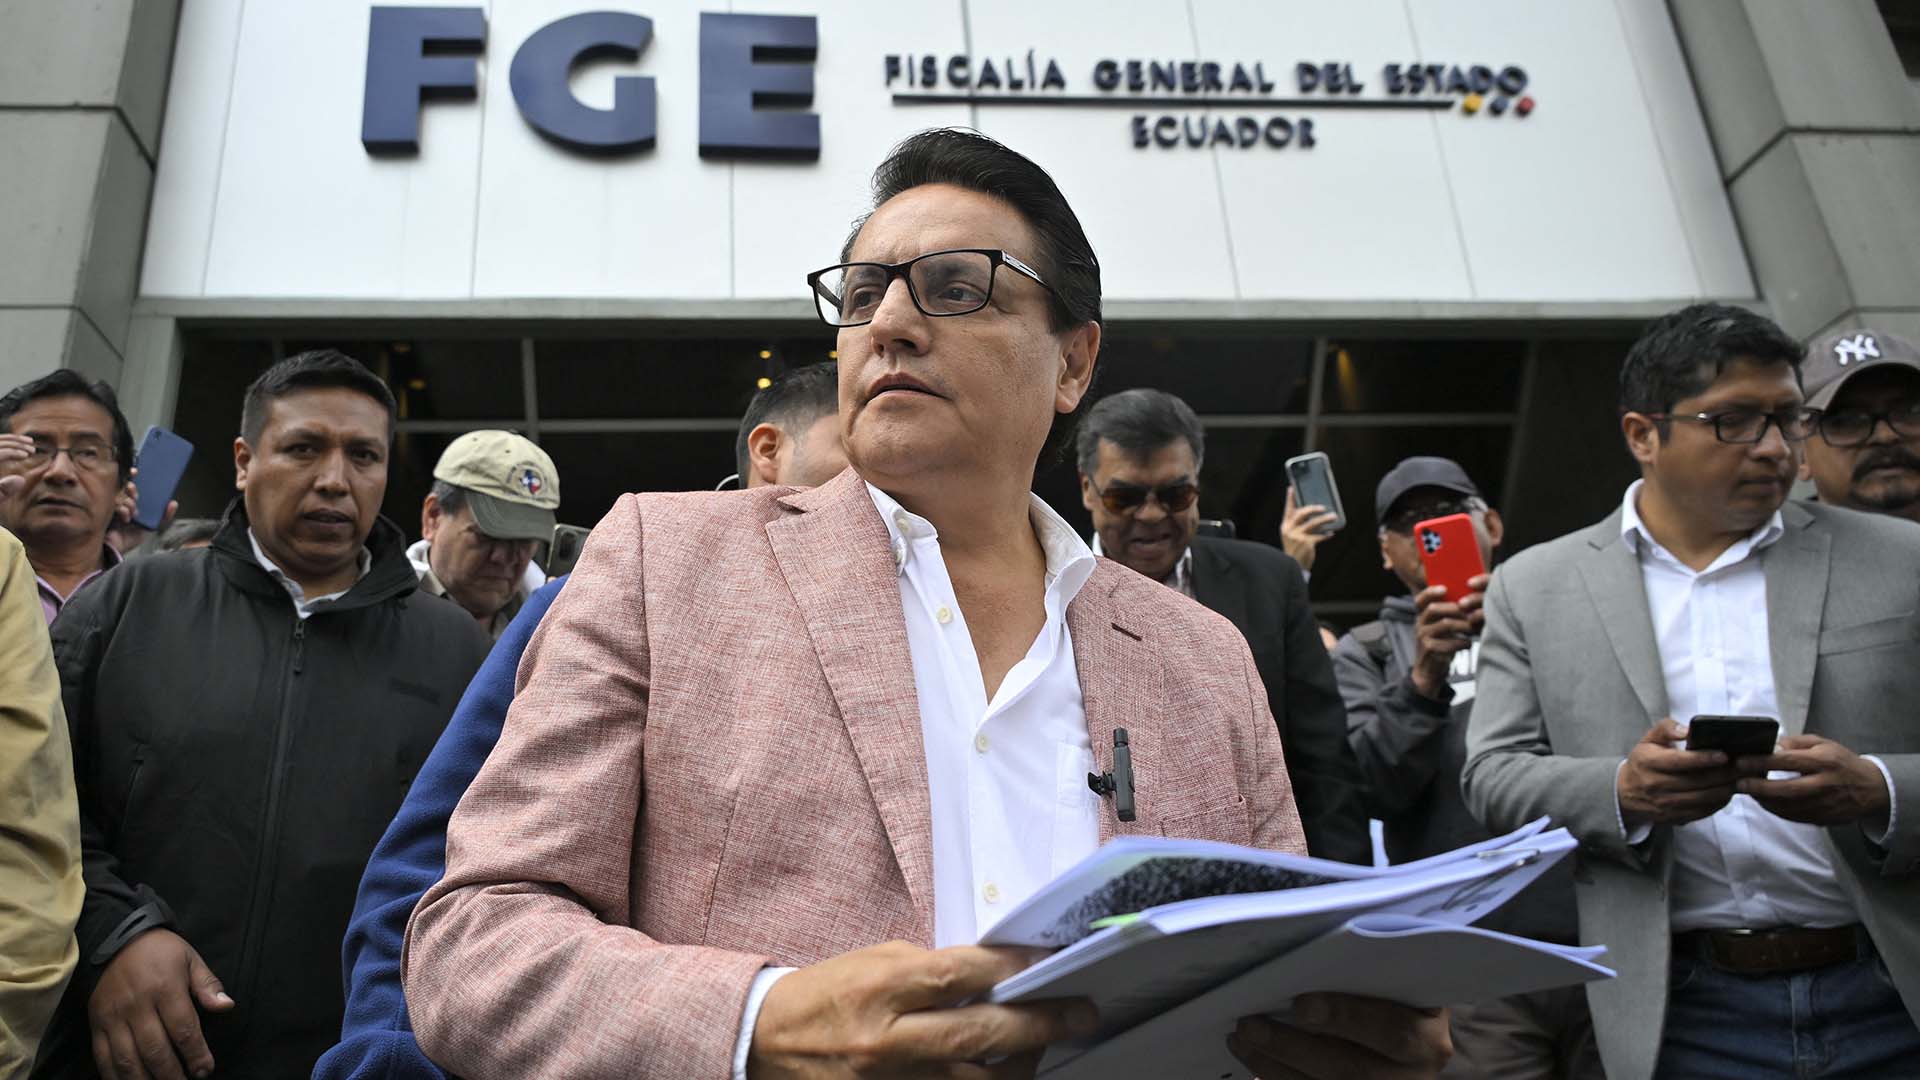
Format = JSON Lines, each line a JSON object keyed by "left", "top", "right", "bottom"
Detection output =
{"left": 2, "top": 0, "right": 1916, "bottom": 617}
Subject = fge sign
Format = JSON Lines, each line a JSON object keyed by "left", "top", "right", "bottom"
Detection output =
{"left": 360, "top": 7, "right": 820, "bottom": 159}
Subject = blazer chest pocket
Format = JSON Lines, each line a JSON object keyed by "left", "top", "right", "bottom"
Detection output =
{"left": 1159, "top": 796, "right": 1252, "bottom": 845}
{"left": 1817, "top": 612, "right": 1918, "bottom": 657}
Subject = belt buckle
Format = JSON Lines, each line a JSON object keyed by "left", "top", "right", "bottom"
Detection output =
{"left": 1707, "top": 927, "right": 1768, "bottom": 974}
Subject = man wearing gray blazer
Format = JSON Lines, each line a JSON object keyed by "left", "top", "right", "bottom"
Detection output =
{"left": 1463, "top": 303, "right": 1920, "bottom": 1080}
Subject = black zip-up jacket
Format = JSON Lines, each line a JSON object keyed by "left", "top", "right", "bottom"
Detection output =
{"left": 34, "top": 502, "right": 489, "bottom": 1078}
{"left": 1333, "top": 595, "right": 1578, "bottom": 944}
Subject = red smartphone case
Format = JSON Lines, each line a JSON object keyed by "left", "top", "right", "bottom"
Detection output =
{"left": 1413, "top": 513, "right": 1486, "bottom": 601}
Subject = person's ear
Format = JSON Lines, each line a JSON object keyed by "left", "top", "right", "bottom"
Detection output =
{"left": 1482, "top": 508, "right": 1505, "bottom": 550}
{"left": 746, "top": 423, "right": 784, "bottom": 488}
{"left": 421, "top": 493, "right": 443, "bottom": 540}
{"left": 233, "top": 437, "right": 252, "bottom": 493}
{"left": 1621, "top": 412, "right": 1662, "bottom": 470}
{"left": 1379, "top": 530, "right": 1394, "bottom": 572}
{"left": 1055, "top": 321, "right": 1101, "bottom": 414}
{"left": 1796, "top": 458, "right": 1812, "bottom": 482}
{"left": 1079, "top": 471, "right": 1098, "bottom": 515}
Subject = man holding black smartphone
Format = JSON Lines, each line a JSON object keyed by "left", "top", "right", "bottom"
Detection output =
{"left": 1462, "top": 304, "right": 1920, "bottom": 1079}
{"left": 1333, "top": 458, "right": 1603, "bottom": 1078}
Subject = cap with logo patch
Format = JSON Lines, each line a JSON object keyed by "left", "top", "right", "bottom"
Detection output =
{"left": 1802, "top": 329, "right": 1920, "bottom": 410}
{"left": 432, "top": 430, "right": 560, "bottom": 542}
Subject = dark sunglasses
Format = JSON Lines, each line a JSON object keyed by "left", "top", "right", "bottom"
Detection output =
{"left": 1092, "top": 480, "right": 1199, "bottom": 516}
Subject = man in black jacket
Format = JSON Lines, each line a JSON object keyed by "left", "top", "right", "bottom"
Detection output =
{"left": 1076, "top": 388, "right": 1371, "bottom": 864}
{"left": 37, "top": 351, "right": 489, "bottom": 1080}
{"left": 1333, "top": 456, "right": 1599, "bottom": 1078}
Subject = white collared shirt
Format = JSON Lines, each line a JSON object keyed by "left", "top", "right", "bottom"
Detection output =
{"left": 732, "top": 485, "right": 1102, "bottom": 1077}
{"left": 874, "top": 483, "right": 1102, "bottom": 945}
{"left": 246, "top": 529, "right": 370, "bottom": 620}
{"left": 1616, "top": 481, "right": 1892, "bottom": 932}
{"left": 1090, "top": 534, "right": 1194, "bottom": 598}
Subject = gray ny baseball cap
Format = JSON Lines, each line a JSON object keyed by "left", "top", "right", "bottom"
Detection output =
{"left": 1801, "top": 329, "right": 1920, "bottom": 410}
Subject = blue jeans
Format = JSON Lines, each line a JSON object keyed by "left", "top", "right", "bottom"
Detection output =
{"left": 1655, "top": 939, "right": 1920, "bottom": 1079}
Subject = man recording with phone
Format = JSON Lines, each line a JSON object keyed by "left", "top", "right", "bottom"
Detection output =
{"left": 1462, "top": 304, "right": 1920, "bottom": 1079}
{"left": 409, "top": 431, "right": 556, "bottom": 641}
{"left": 1333, "top": 458, "right": 1601, "bottom": 1077}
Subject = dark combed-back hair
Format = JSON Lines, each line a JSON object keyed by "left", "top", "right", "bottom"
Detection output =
{"left": 0, "top": 368, "right": 136, "bottom": 484}
{"left": 842, "top": 128, "right": 1102, "bottom": 333}
{"left": 1619, "top": 303, "right": 1804, "bottom": 421}
{"left": 1075, "top": 388, "right": 1205, "bottom": 476}
{"left": 239, "top": 350, "right": 397, "bottom": 444}
{"left": 734, "top": 361, "right": 841, "bottom": 481}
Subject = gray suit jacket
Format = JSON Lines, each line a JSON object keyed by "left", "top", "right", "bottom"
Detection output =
{"left": 1461, "top": 499, "right": 1920, "bottom": 1080}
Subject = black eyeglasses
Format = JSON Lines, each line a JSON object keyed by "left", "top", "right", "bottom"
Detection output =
{"left": 1644, "top": 409, "right": 1816, "bottom": 445}
{"left": 1810, "top": 402, "right": 1920, "bottom": 447}
{"left": 1091, "top": 480, "right": 1199, "bottom": 517}
{"left": 15, "top": 439, "right": 118, "bottom": 474}
{"left": 806, "top": 248, "right": 1055, "bottom": 328}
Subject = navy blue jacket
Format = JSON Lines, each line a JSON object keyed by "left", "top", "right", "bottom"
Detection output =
{"left": 312, "top": 577, "right": 565, "bottom": 1080}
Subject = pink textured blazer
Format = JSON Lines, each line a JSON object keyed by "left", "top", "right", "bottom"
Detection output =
{"left": 403, "top": 468, "right": 1305, "bottom": 1079}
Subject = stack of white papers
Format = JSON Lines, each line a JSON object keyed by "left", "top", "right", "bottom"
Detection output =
{"left": 979, "top": 819, "right": 1613, "bottom": 1079}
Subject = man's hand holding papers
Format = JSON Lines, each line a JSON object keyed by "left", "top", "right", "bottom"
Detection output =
{"left": 981, "top": 820, "right": 1610, "bottom": 1079}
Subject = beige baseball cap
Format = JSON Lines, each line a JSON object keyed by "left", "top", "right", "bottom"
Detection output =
{"left": 432, "top": 430, "right": 560, "bottom": 542}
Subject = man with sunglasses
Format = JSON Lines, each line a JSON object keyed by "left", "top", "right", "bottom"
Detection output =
{"left": 0, "top": 370, "right": 136, "bottom": 625}
{"left": 1463, "top": 303, "right": 1920, "bottom": 1078}
{"left": 405, "top": 130, "right": 1451, "bottom": 1080}
{"left": 1797, "top": 328, "right": 1920, "bottom": 526}
{"left": 1076, "top": 388, "right": 1371, "bottom": 865}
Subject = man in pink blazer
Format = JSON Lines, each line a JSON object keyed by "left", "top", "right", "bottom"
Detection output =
{"left": 404, "top": 130, "right": 1451, "bottom": 1080}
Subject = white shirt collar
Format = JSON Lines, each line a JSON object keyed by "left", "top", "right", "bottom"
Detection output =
{"left": 864, "top": 483, "right": 1096, "bottom": 603}
{"left": 1617, "top": 478, "right": 1785, "bottom": 567}
{"left": 247, "top": 528, "right": 372, "bottom": 619}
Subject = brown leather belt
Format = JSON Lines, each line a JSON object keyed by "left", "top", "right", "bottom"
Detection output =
{"left": 1673, "top": 925, "right": 1869, "bottom": 976}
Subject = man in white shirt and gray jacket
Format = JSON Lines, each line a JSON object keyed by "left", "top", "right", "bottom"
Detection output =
{"left": 1462, "top": 303, "right": 1920, "bottom": 1079}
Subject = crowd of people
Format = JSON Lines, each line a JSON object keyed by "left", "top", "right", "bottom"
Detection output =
{"left": 1, "top": 128, "right": 1918, "bottom": 1080}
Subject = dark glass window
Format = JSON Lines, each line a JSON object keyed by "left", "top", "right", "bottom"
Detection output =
{"left": 536, "top": 337, "right": 835, "bottom": 420}
{"left": 1320, "top": 339, "right": 1526, "bottom": 414}
{"left": 1096, "top": 335, "right": 1313, "bottom": 414}
{"left": 171, "top": 336, "right": 277, "bottom": 519}
{"left": 538, "top": 430, "right": 739, "bottom": 529}
{"left": 283, "top": 339, "right": 523, "bottom": 422}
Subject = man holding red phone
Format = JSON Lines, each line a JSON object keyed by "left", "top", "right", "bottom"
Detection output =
{"left": 1334, "top": 458, "right": 1603, "bottom": 1078}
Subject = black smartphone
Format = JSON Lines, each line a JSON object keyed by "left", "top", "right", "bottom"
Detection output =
{"left": 1685, "top": 715, "right": 1779, "bottom": 758}
{"left": 544, "top": 524, "right": 591, "bottom": 578}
